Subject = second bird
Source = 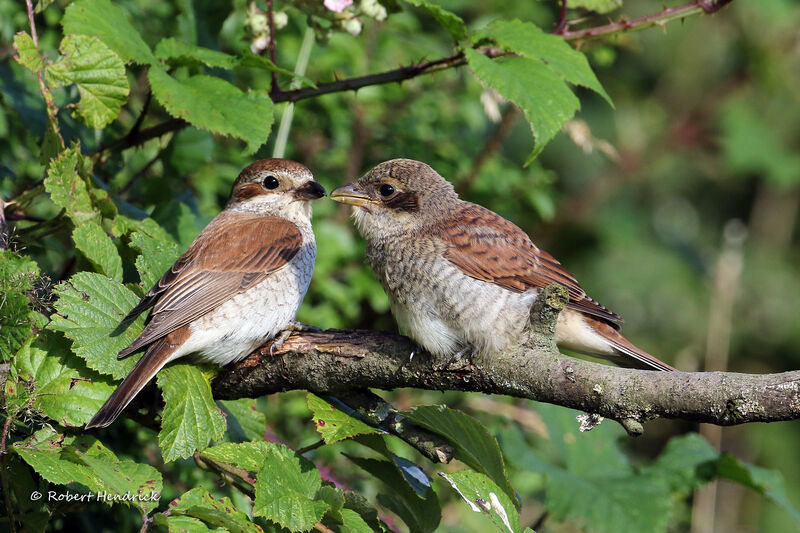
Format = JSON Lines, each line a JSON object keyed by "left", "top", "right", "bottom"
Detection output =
{"left": 86, "top": 159, "right": 326, "bottom": 429}
{"left": 331, "top": 159, "right": 674, "bottom": 371}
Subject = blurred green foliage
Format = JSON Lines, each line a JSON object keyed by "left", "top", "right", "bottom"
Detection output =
{"left": 1, "top": 0, "right": 799, "bottom": 531}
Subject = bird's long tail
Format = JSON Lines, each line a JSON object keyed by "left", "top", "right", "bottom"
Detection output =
{"left": 587, "top": 315, "right": 675, "bottom": 371}
{"left": 556, "top": 310, "right": 676, "bottom": 372}
{"left": 86, "top": 337, "right": 178, "bottom": 429}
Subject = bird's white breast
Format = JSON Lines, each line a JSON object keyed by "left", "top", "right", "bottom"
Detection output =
{"left": 173, "top": 221, "right": 316, "bottom": 366}
{"left": 384, "top": 252, "right": 537, "bottom": 358}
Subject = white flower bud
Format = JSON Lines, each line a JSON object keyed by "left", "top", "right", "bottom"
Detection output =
{"left": 273, "top": 11, "right": 289, "bottom": 29}
{"left": 247, "top": 13, "right": 269, "bottom": 35}
{"left": 250, "top": 34, "right": 270, "bottom": 54}
{"left": 361, "top": 0, "right": 387, "bottom": 20}
{"left": 342, "top": 17, "right": 362, "bottom": 36}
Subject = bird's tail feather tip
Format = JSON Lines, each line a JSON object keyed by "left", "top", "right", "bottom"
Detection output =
{"left": 611, "top": 340, "right": 676, "bottom": 372}
{"left": 86, "top": 338, "right": 175, "bottom": 429}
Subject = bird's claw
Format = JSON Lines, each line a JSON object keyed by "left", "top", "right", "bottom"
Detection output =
{"left": 269, "top": 322, "right": 322, "bottom": 356}
{"left": 286, "top": 321, "right": 323, "bottom": 333}
{"left": 437, "top": 345, "right": 477, "bottom": 372}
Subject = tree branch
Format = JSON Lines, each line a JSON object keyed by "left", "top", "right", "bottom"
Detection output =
{"left": 561, "top": 0, "right": 733, "bottom": 41}
{"left": 93, "top": 0, "right": 734, "bottom": 155}
{"left": 213, "top": 285, "right": 800, "bottom": 437}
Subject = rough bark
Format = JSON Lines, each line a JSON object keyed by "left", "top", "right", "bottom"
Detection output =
{"left": 212, "top": 286, "right": 800, "bottom": 437}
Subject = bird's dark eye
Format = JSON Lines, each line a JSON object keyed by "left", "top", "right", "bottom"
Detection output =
{"left": 263, "top": 175, "right": 279, "bottom": 190}
{"left": 379, "top": 184, "right": 395, "bottom": 197}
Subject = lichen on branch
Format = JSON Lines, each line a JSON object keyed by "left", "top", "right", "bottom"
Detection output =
{"left": 212, "top": 285, "right": 800, "bottom": 436}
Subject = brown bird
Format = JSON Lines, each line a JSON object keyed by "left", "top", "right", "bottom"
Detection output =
{"left": 331, "top": 158, "right": 674, "bottom": 371}
{"left": 86, "top": 159, "right": 326, "bottom": 428}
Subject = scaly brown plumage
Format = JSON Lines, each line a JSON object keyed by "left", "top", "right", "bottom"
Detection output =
{"left": 331, "top": 158, "right": 674, "bottom": 372}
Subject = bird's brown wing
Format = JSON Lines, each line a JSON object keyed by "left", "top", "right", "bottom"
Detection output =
{"left": 434, "top": 203, "right": 622, "bottom": 325}
{"left": 118, "top": 212, "right": 303, "bottom": 358}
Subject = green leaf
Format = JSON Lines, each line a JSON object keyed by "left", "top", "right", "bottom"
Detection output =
{"left": 14, "top": 429, "right": 163, "bottom": 513}
{"left": 46, "top": 34, "right": 129, "bottom": 129}
{"left": 220, "top": 398, "right": 267, "bottom": 442}
{"left": 9, "top": 332, "right": 115, "bottom": 426}
{"left": 128, "top": 224, "right": 182, "bottom": 289}
{"left": 200, "top": 441, "right": 272, "bottom": 473}
{"left": 543, "top": 466, "right": 672, "bottom": 533}
{"left": 341, "top": 489, "right": 388, "bottom": 532}
{"left": 402, "top": 0, "right": 467, "bottom": 41}
{"left": 465, "top": 50, "right": 579, "bottom": 163}
{"left": 355, "top": 434, "right": 433, "bottom": 498}
{"left": 439, "top": 470, "right": 522, "bottom": 533}
{"left": 339, "top": 508, "right": 374, "bottom": 533}
{"left": 0, "top": 251, "right": 43, "bottom": 360}
{"left": 503, "top": 404, "right": 672, "bottom": 533}
{"left": 148, "top": 68, "right": 274, "bottom": 154}
{"left": 406, "top": 405, "right": 516, "bottom": 506}
{"left": 253, "top": 443, "right": 330, "bottom": 531}
{"left": 158, "top": 364, "right": 226, "bottom": 462}
{"left": 72, "top": 222, "right": 123, "bottom": 281}
{"left": 644, "top": 433, "right": 718, "bottom": 491}
{"left": 307, "top": 393, "right": 380, "bottom": 444}
{"left": 155, "top": 38, "right": 239, "bottom": 69}
{"left": 62, "top": 0, "right": 156, "bottom": 64}
{"left": 153, "top": 514, "right": 226, "bottom": 533}
{"left": 43, "top": 145, "right": 99, "bottom": 226}
{"left": 6, "top": 455, "right": 50, "bottom": 533}
{"left": 345, "top": 454, "right": 440, "bottom": 533}
{"left": 48, "top": 271, "right": 144, "bottom": 379}
{"left": 166, "top": 487, "right": 263, "bottom": 533}
{"left": 715, "top": 454, "right": 800, "bottom": 526}
{"left": 13, "top": 32, "right": 43, "bottom": 72}
{"left": 476, "top": 19, "right": 612, "bottom": 105}
{"left": 568, "top": 0, "right": 621, "bottom": 14}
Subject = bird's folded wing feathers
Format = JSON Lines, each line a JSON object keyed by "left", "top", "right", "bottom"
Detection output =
{"left": 118, "top": 213, "right": 303, "bottom": 358}
{"left": 435, "top": 203, "right": 622, "bottom": 325}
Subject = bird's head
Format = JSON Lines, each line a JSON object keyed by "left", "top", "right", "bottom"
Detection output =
{"left": 330, "top": 159, "right": 458, "bottom": 239}
{"left": 227, "top": 158, "right": 326, "bottom": 220}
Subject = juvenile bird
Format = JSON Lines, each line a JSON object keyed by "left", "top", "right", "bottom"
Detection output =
{"left": 331, "top": 159, "right": 673, "bottom": 371}
{"left": 86, "top": 159, "right": 326, "bottom": 428}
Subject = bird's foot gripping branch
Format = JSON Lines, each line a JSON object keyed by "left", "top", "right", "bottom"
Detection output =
{"left": 213, "top": 284, "right": 800, "bottom": 437}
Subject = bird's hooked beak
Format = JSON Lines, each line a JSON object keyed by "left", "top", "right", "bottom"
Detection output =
{"left": 294, "top": 180, "right": 327, "bottom": 200}
{"left": 330, "top": 183, "right": 373, "bottom": 207}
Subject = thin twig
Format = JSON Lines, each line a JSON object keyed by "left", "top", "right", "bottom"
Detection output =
{"left": 322, "top": 391, "right": 456, "bottom": 463}
{"left": 266, "top": 0, "right": 279, "bottom": 94}
{"left": 553, "top": 0, "right": 568, "bottom": 35}
{"left": 0, "top": 195, "right": 9, "bottom": 251}
{"left": 272, "top": 27, "right": 315, "bottom": 159}
{"left": 272, "top": 50, "right": 477, "bottom": 104}
{"left": 193, "top": 452, "right": 256, "bottom": 498}
{"left": 22, "top": 0, "right": 63, "bottom": 152}
{"left": 24, "top": 0, "right": 38, "bottom": 46}
{"left": 561, "top": 0, "right": 733, "bottom": 40}
{"left": 296, "top": 439, "right": 325, "bottom": 455}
